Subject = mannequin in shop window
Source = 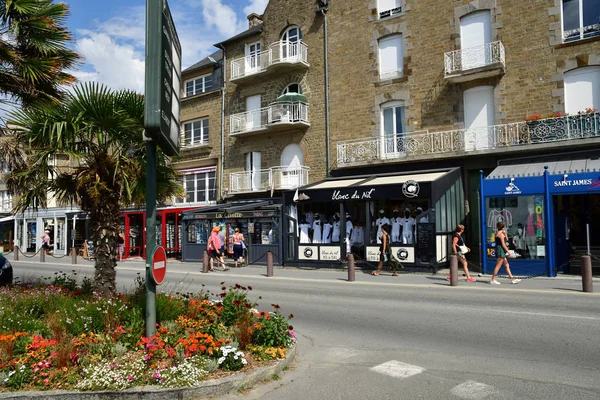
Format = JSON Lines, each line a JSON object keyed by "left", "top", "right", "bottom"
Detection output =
{"left": 390, "top": 209, "right": 401, "bottom": 243}
{"left": 322, "top": 217, "right": 332, "bottom": 244}
{"left": 312, "top": 213, "right": 322, "bottom": 244}
{"left": 299, "top": 215, "right": 311, "bottom": 244}
{"left": 512, "top": 223, "right": 526, "bottom": 257}
{"left": 400, "top": 208, "right": 415, "bottom": 245}
{"left": 345, "top": 213, "right": 353, "bottom": 253}
{"left": 375, "top": 209, "right": 390, "bottom": 244}
{"left": 525, "top": 202, "right": 537, "bottom": 259}
{"left": 332, "top": 213, "right": 341, "bottom": 242}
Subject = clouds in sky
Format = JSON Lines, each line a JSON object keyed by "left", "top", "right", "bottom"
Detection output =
{"left": 74, "top": 0, "right": 268, "bottom": 93}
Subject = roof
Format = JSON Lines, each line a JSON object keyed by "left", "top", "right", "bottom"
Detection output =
{"left": 487, "top": 158, "right": 600, "bottom": 179}
{"left": 182, "top": 50, "right": 223, "bottom": 74}
{"left": 214, "top": 24, "right": 263, "bottom": 47}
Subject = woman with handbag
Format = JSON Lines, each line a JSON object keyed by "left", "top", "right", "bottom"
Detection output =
{"left": 207, "top": 226, "right": 228, "bottom": 272}
{"left": 447, "top": 224, "right": 476, "bottom": 282}
{"left": 372, "top": 224, "right": 398, "bottom": 276}
{"left": 232, "top": 227, "right": 246, "bottom": 268}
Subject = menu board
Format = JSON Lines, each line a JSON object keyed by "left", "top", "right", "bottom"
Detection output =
{"left": 416, "top": 223, "right": 435, "bottom": 260}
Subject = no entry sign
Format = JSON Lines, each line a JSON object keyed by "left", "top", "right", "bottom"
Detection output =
{"left": 151, "top": 246, "right": 167, "bottom": 285}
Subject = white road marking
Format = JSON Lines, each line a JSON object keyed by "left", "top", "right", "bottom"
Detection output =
{"left": 370, "top": 360, "right": 425, "bottom": 379}
{"left": 450, "top": 380, "right": 496, "bottom": 399}
{"left": 461, "top": 307, "right": 600, "bottom": 321}
{"left": 326, "top": 347, "right": 360, "bottom": 359}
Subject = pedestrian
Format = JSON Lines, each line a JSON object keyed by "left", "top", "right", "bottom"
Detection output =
{"left": 447, "top": 224, "right": 476, "bottom": 282}
{"left": 116, "top": 228, "right": 125, "bottom": 262}
{"left": 41, "top": 230, "right": 51, "bottom": 255}
{"left": 372, "top": 224, "right": 399, "bottom": 276}
{"left": 490, "top": 222, "right": 521, "bottom": 285}
{"left": 232, "top": 227, "right": 245, "bottom": 267}
{"left": 207, "top": 226, "right": 228, "bottom": 272}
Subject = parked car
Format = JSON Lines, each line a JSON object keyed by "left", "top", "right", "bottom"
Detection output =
{"left": 0, "top": 253, "right": 13, "bottom": 286}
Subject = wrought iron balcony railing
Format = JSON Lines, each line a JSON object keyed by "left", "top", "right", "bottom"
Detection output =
{"left": 230, "top": 102, "right": 309, "bottom": 136}
{"left": 444, "top": 41, "right": 505, "bottom": 77}
{"left": 229, "top": 165, "right": 310, "bottom": 194}
{"left": 230, "top": 41, "right": 309, "bottom": 81}
{"left": 336, "top": 112, "right": 600, "bottom": 167}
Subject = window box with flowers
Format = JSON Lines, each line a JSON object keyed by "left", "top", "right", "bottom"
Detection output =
{"left": 525, "top": 108, "right": 599, "bottom": 144}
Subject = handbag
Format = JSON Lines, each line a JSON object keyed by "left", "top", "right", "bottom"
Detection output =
{"left": 241, "top": 240, "right": 246, "bottom": 250}
{"left": 458, "top": 245, "right": 469, "bottom": 254}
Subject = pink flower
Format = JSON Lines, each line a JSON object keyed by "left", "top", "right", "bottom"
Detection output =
{"left": 144, "top": 355, "right": 151, "bottom": 361}
{"left": 43, "top": 378, "right": 50, "bottom": 386}
{"left": 127, "top": 375, "right": 133, "bottom": 381}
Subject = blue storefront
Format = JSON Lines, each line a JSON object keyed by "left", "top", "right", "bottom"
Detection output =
{"left": 480, "top": 159, "right": 600, "bottom": 276}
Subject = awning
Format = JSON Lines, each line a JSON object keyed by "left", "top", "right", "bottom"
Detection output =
{"left": 0, "top": 216, "right": 14, "bottom": 224}
{"left": 182, "top": 200, "right": 282, "bottom": 220}
{"left": 271, "top": 93, "right": 308, "bottom": 104}
{"left": 488, "top": 158, "right": 600, "bottom": 179}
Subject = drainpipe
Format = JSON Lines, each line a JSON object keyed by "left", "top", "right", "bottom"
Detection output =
{"left": 218, "top": 44, "right": 226, "bottom": 200}
{"left": 316, "top": 2, "right": 330, "bottom": 177}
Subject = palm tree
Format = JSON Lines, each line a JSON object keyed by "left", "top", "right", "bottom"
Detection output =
{"left": 8, "top": 83, "right": 183, "bottom": 293}
{"left": 0, "top": 0, "right": 79, "bottom": 111}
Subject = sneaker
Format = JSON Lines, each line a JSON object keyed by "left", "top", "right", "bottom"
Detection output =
{"left": 446, "top": 275, "right": 451, "bottom": 281}
{"left": 490, "top": 279, "right": 501, "bottom": 285}
{"left": 466, "top": 277, "right": 477, "bottom": 282}
{"left": 511, "top": 278, "right": 521, "bottom": 284}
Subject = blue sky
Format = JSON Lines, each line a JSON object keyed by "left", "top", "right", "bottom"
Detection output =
{"left": 63, "top": 0, "right": 268, "bottom": 92}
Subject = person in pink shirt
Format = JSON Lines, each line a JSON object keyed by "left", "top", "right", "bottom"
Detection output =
{"left": 207, "top": 226, "right": 228, "bottom": 271}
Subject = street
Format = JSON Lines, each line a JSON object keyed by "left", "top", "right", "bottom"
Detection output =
{"left": 7, "top": 256, "right": 600, "bottom": 400}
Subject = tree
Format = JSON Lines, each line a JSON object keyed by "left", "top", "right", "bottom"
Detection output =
{"left": 0, "top": 0, "right": 79, "bottom": 111}
{"left": 8, "top": 83, "right": 183, "bottom": 293}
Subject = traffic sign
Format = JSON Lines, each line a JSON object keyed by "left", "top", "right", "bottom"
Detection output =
{"left": 150, "top": 246, "right": 167, "bottom": 285}
{"left": 144, "top": 0, "right": 181, "bottom": 156}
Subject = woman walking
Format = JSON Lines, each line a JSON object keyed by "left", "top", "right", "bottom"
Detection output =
{"left": 232, "top": 227, "right": 246, "bottom": 267}
{"left": 372, "top": 224, "right": 399, "bottom": 276}
{"left": 447, "top": 224, "right": 476, "bottom": 282}
{"left": 116, "top": 229, "right": 125, "bottom": 262}
{"left": 491, "top": 222, "right": 521, "bottom": 285}
{"left": 207, "top": 226, "right": 228, "bottom": 271}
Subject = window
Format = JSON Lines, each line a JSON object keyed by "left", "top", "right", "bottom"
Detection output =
{"left": 562, "top": 0, "right": 600, "bottom": 42}
{"left": 378, "top": 35, "right": 403, "bottom": 80}
{"left": 564, "top": 66, "right": 600, "bottom": 114}
{"left": 246, "top": 42, "right": 261, "bottom": 71}
{"left": 177, "top": 169, "right": 216, "bottom": 204}
{"left": 378, "top": 0, "right": 402, "bottom": 19}
{"left": 281, "top": 26, "right": 302, "bottom": 60}
{"left": 282, "top": 26, "right": 302, "bottom": 43}
{"left": 183, "top": 118, "right": 209, "bottom": 147}
{"left": 283, "top": 83, "right": 302, "bottom": 94}
{"left": 381, "top": 102, "right": 405, "bottom": 154}
{"left": 184, "top": 74, "right": 213, "bottom": 97}
{"left": 0, "top": 190, "right": 12, "bottom": 212}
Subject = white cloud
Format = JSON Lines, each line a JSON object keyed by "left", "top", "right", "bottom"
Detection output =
{"left": 243, "top": 0, "right": 268, "bottom": 16}
{"left": 197, "top": 0, "right": 246, "bottom": 38}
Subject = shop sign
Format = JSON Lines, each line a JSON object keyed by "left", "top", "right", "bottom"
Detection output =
{"left": 331, "top": 188, "right": 376, "bottom": 201}
{"left": 319, "top": 246, "right": 341, "bottom": 261}
{"left": 366, "top": 246, "right": 380, "bottom": 262}
{"left": 391, "top": 247, "right": 414, "bottom": 263}
{"left": 550, "top": 173, "right": 600, "bottom": 193}
{"left": 402, "top": 180, "right": 420, "bottom": 198}
{"left": 191, "top": 210, "right": 279, "bottom": 220}
{"left": 504, "top": 178, "right": 521, "bottom": 195}
{"left": 299, "top": 245, "right": 319, "bottom": 260}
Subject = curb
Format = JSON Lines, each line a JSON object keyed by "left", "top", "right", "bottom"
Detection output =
{"left": 0, "top": 345, "right": 296, "bottom": 400}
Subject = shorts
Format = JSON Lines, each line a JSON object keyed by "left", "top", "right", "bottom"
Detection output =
{"left": 116, "top": 244, "right": 124, "bottom": 254}
{"left": 42, "top": 243, "right": 50, "bottom": 250}
{"left": 457, "top": 251, "right": 466, "bottom": 260}
{"left": 496, "top": 247, "right": 508, "bottom": 259}
{"left": 233, "top": 244, "right": 243, "bottom": 261}
{"left": 208, "top": 249, "right": 220, "bottom": 258}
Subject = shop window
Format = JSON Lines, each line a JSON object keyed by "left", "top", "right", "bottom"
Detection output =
{"left": 183, "top": 118, "right": 209, "bottom": 147}
{"left": 378, "top": 0, "right": 402, "bottom": 19}
{"left": 177, "top": 169, "right": 216, "bottom": 204}
{"left": 249, "top": 218, "right": 279, "bottom": 245}
{"left": 485, "top": 196, "right": 545, "bottom": 259}
{"left": 381, "top": 101, "right": 405, "bottom": 155}
{"left": 564, "top": 66, "right": 600, "bottom": 114}
{"left": 562, "top": 0, "right": 600, "bottom": 43}
{"left": 378, "top": 34, "right": 403, "bottom": 80}
{"left": 184, "top": 74, "right": 213, "bottom": 97}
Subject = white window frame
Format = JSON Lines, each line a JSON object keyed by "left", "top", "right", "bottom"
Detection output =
{"left": 282, "top": 26, "right": 302, "bottom": 43}
{"left": 380, "top": 101, "right": 405, "bottom": 156}
{"left": 184, "top": 74, "right": 213, "bottom": 98}
{"left": 245, "top": 41, "right": 262, "bottom": 72}
{"left": 377, "top": 0, "right": 402, "bottom": 20}
{"left": 0, "top": 190, "right": 12, "bottom": 212}
{"left": 561, "top": 0, "right": 600, "bottom": 42}
{"left": 177, "top": 168, "right": 217, "bottom": 205}
{"left": 564, "top": 66, "right": 600, "bottom": 114}
{"left": 378, "top": 34, "right": 404, "bottom": 80}
{"left": 183, "top": 118, "right": 209, "bottom": 147}
{"left": 282, "top": 83, "right": 302, "bottom": 94}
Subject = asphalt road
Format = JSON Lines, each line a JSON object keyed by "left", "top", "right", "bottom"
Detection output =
{"left": 7, "top": 257, "right": 600, "bottom": 400}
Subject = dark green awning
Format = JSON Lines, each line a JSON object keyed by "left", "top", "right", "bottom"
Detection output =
{"left": 272, "top": 93, "right": 308, "bottom": 104}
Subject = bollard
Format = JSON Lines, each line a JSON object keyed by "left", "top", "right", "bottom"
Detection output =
{"left": 40, "top": 248, "right": 45, "bottom": 263}
{"left": 449, "top": 254, "right": 458, "bottom": 286}
{"left": 266, "top": 251, "right": 274, "bottom": 277}
{"left": 14, "top": 245, "right": 19, "bottom": 261}
{"left": 347, "top": 253, "right": 355, "bottom": 282}
{"left": 581, "top": 255, "right": 593, "bottom": 293}
{"left": 71, "top": 248, "right": 77, "bottom": 264}
{"left": 202, "top": 251, "right": 209, "bottom": 273}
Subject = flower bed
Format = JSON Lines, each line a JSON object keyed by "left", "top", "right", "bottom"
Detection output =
{"left": 0, "top": 273, "right": 296, "bottom": 392}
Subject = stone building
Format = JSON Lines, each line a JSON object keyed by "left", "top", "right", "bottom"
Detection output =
{"left": 179, "top": 0, "right": 600, "bottom": 271}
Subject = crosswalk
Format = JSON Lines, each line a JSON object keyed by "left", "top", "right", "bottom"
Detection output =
{"left": 371, "top": 360, "right": 498, "bottom": 399}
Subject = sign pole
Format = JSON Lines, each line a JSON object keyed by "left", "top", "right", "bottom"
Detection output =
{"left": 145, "top": 140, "right": 157, "bottom": 338}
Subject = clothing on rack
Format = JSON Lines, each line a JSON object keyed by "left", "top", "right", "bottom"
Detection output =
{"left": 351, "top": 226, "right": 364, "bottom": 244}
{"left": 299, "top": 223, "right": 311, "bottom": 244}
{"left": 400, "top": 217, "right": 415, "bottom": 244}
{"left": 391, "top": 217, "right": 402, "bottom": 242}
{"left": 487, "top": 209, "right": 513, "bottom": 228}
{"left": 322, "top": 223, "right": 332, "bottom": 244}
{"left": 332, "top": 220, "right": 341, "bottom": 242}
{"left": 312, "top": 219, "right": 322, "bottom": 244}
{"left": 375, "top": 217, "right": 390, "bottom": 244}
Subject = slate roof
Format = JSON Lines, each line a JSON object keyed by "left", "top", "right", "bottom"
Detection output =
{"left": 182, "top": 49, "right": 223, "bottom": 74}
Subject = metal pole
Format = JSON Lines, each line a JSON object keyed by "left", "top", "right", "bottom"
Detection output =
{"left": 479, "top": 171, "right": 487, "bottom": 275}
{"left": 321, "top": 8, "right": 330, "bottom": 177}
{"left": 145, "top": 140, "right": 157, "bottom": 338}
{"left": 586, "top": 222, "right": 591, "bottom": 256}
{"left": 581, "top": 255, "right": 593, "bottom": 293}
{"left": 449, "top": 254, "right": 458, "bottom": 286}
{"left": 266, "top": 251, "right": 274, "bottom": 277}
{"left": 347, "top": 253, "right": 355, "bottom": 282}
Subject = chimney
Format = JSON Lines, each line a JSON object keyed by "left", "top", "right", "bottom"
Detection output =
{"left": 247, "top": 13, "right": 263, "bottom": 28}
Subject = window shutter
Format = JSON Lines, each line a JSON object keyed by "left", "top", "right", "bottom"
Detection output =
{"left": 378, "top": 35, "right": 403, "bottom": 77}
{"left": 564, "top": 67, "right": 600, "bottom": 114}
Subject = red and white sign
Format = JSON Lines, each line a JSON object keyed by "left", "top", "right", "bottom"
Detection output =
{"left": 151, "top": 246, "right": 167, "bottom": 285}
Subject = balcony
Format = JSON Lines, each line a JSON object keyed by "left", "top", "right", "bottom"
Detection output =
{"left": 336, "top": 112, "right": 600, "bottom": 168}
{"left": 230, "top": 41, "right": 309, "bottom": 84}
{"left": 444, "top": 41, "right": 505, "bottom": 83}
{"left": 229, "top": 165, "right": 310, "bottom": 194}
{"left": 230, "top": 102, "right": 309, "bottom": 137}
